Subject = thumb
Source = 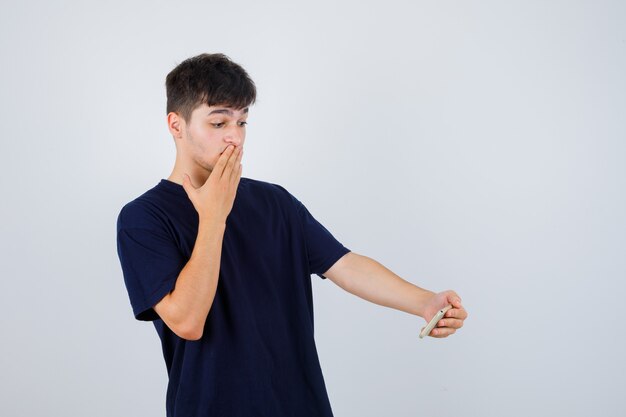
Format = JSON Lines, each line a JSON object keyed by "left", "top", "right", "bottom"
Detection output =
{"left": 181, "top": 174, "right": 196, "bottom": 196}
{"left": 446, "top": 292, "right": 462, "bottom": 309}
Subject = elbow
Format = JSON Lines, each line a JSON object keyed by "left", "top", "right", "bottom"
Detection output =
{"left": 177, "top": 327, "right": 203, "bottom": 341}
{"left": 154, "top": 295, "right": 207, "bottom": 341}
{"left": 174, "top": 319, "right": 205, "bottom": 341}
{"left": 154, "top": 296, "right": 208, "bottom": 341}
{"left": 156, "top": 309, "right": 205, "bottom": 341}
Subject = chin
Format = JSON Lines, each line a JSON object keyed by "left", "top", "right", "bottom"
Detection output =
{"left": 193, "top": 159, "right": 214, "bottom": 173}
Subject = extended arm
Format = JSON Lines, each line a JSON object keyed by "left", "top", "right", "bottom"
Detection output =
{"left": 323, "top": 252, "right": 467, "bottom": 338}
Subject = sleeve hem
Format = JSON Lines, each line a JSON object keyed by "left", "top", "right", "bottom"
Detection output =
{"left": 132, "top": 276, "right": 178, "bottom": 321}
{"left": 315, "top": 246, "right": 351, "bottom": 280}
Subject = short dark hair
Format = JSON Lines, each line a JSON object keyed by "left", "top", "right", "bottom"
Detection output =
{"left": 165, "top": 53, "right": 256, "bottom": 124}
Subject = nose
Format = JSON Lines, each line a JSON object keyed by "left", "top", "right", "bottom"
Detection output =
{"left": 224, "top": 126, "right": 244, "bottom": 147}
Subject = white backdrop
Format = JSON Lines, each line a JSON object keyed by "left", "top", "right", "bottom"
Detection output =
{"left": 1, "top": 1, "right": 624, "bottom": 416}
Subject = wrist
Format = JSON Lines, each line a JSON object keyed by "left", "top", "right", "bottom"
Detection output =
{"left": 196, "top": 218, "right": 227, "bottom": 241}
{"left": 198, "top": 216, "right": 227, "bottom": 229}
{"left": 414, "top": 287, "right": 436, "bottom": 318}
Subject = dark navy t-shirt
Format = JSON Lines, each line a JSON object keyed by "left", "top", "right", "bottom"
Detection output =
{"left": 116, "top": 177, "right": 351, "bottom": 417}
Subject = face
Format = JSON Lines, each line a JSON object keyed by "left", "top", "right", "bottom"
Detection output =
{"left": 176, "top": 103, "right": 248, "bottom": 173}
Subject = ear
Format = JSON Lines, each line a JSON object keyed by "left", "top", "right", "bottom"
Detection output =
{"left": 167, "top": 112, "right": 185, "bottom": 139}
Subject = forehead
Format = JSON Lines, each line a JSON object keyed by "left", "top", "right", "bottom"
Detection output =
{"left": 193, "top": 103, "right": 249, "bottom": 117}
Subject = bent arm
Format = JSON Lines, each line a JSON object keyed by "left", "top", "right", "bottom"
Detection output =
{"left": 154, "top": 219, "right": 226, "bottom": 340}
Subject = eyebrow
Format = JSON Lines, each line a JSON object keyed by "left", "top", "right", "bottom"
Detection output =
{"left": 207, "top": 107, "right": 249, "bottom": 116}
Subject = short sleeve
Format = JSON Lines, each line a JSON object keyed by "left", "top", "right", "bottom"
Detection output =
{"left": 289, "top": 193, "right": 351, "bottom": 280}
{"left": 116, "top": 203, "right": 187, "bottom": 321}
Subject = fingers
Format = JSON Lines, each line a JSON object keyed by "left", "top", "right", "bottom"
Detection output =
{"left": 444, "top": 291, "right": 462, "bottom": 309}
{"left": 228, "top": 146, "right": 243, "bottom": 183}
{"left": 233, "top": 155, "right": 243, "bottom": 187}
{"left": 216, "top": 145, "right": 242, "bottom": 182}
{"left": 181, "top": 173, "right": 197, "bottom": 196}
{"left": 437, "top": 318, "right": 464, "bottom": 329}
{"left": 212, "top": 145, "right": 237, "bottom": 179}
{"left": 443, "top": 290, "right": 467, "bottom": 320}
{"left": 420, "top": 290, "right": 467, "bottom": 339}
{"left": 445, "top": 305, "right": 468, "bottom": 320}
{"left": 432, "top": 304, "right": 466, "bottom": 338}
{"left": 429, "top": 327, "right": 456, "bottom": 338}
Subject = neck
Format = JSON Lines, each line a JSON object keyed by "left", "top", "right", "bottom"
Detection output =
{"left": 168, "top": 158, "right": 211, "bottom": 187}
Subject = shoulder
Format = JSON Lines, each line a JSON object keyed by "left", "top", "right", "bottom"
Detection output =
{"left": 240, "top": 176, "right": 288, "bottom": 193}
{"left": 116, "top": 186, "right": 169, "bottom": 231}
{"left": 238, "top": 177, "right": 306, "bottom": 220}
{"left": 240, "top": 177, "right": 296, "bottom": 203}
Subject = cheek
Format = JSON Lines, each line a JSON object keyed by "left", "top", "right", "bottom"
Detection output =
{"left": 188, "top": 127, "right": 214, "bottom": 150}
{"left": 189, "top": 130, "right": 221, "bottom": 163}
{"left": 204, "top": 128, "right": 222, "bottom": 145}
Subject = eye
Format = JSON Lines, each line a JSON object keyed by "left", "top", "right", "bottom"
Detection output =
{"left": 238, "top": 121, "right": 248, "bottom": 127}
{"left": 211, "top": 122, "right": 225, "bottom": 128}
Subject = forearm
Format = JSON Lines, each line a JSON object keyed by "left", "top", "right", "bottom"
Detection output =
{"left": 342, "top": 254, "right": 435, "bottom": 318}
{"left": 161, "top": 219, "right": 226, "bottom": 338}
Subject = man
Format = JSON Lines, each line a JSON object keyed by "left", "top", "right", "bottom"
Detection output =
{"left": 116, "top": 53, "right": 468, "bottom": 417}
